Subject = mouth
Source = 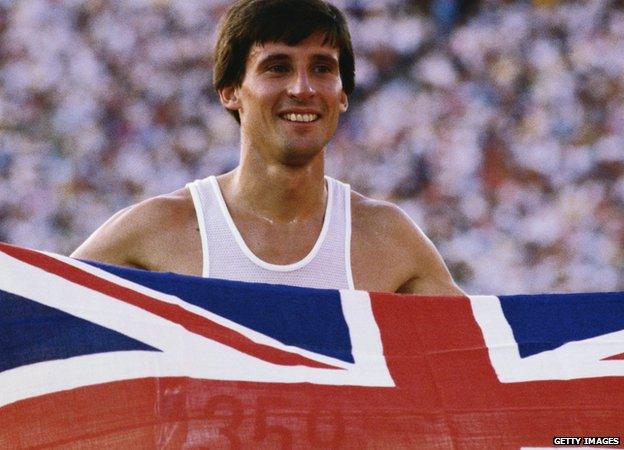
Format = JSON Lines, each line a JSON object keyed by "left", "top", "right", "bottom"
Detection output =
{"left": 279, "top": 113, "right": 320, "bottom": 123}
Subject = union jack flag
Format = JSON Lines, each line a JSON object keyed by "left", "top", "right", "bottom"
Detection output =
{"left": 1, "top": 242, "right": 623, "bottom": 448}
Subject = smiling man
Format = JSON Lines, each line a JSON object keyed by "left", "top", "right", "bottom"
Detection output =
{"left": 72, "top": 0, "right": 464, "bottom": 295}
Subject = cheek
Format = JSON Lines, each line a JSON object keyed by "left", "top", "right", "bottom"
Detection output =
{"left": 243, "top": 90, "right": 279, "bottom": 116}
{"left": 320, "top": 82, "right": 346, "bottom": 109}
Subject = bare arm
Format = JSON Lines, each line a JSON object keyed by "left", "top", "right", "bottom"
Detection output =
{"left": 71, "top": 189, "right": 200, "bottom": 273}
{"left": 351, "top": 194, "right": 465, "bottom": 295}
{"left": 395, "top": 230, "right": 465, "bottom": 296}
{"left": 392, "top": 210, "right": 465, "bottom": 296}
{"left": 71, "top": 202, "right": 152, "bottom": 268}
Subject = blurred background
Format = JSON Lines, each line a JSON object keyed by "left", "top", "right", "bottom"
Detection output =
{"left": 0, "top": 0, "right": 622, "bottom": 294}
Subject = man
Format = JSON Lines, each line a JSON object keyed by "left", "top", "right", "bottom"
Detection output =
{"left": 72, "top": 0, "right": 464, "bottom": 295}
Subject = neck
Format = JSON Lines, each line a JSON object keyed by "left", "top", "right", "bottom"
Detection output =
{"left": 222, "top": 145, "right": 327, "bottom": 223}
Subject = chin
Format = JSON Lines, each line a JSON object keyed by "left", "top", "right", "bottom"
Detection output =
{"left": 278, "top": 144, "right": 324, "bottom": 166}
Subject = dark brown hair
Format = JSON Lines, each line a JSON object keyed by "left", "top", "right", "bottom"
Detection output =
{"left": 214, "top": 0, "right": 355, "bottom": 122}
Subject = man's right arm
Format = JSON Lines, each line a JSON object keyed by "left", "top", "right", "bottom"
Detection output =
{"left": 70, "top": 202, "right": 152, "bottom": 269}
{"left": 71, "top": 189, "right": 201, "bottom": 273}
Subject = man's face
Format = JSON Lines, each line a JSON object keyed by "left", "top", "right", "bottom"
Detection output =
{"left": 220, "top": 33, "right": 348, "bottom": 166}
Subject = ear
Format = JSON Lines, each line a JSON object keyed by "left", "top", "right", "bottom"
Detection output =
{"left": 339, "top": 90, "right": 348, "bottom": 113}
{"left": 219, "top": 86, "right": 241, "bottom": 111}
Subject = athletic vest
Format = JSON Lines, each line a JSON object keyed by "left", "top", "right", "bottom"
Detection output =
{"left": 186, "top": 176, "right": 354, "bottom": 289}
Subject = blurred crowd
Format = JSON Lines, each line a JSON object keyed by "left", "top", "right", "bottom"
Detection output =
{"left": 0, "top": 0, "right": 622, "bottom": 294}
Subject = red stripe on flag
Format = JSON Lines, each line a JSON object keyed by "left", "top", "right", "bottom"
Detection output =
{"left": 602, "top": 352, "right": 624, "bottom": 360}
{"left": 0, "top": 243, "right": 340, "bottom": 370}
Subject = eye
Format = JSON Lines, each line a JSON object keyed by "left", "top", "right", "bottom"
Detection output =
{"left": 268, "top": 64, "right": 289, "bottom": 73}
{"left": 314, "top": 64, "right": 333, "bottom": 74}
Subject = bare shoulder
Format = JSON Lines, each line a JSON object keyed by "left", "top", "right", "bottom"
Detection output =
{"left": 351, "top": 191, "right": 422, "bottom": 244}
{"left": 71, "top": 188, "right": 199, "bottom": 271}
{"left": 350, "top": 191, "right": 464, "bottom": 295}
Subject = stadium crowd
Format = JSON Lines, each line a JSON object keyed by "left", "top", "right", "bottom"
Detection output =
{"left": 0, "top": 0, "right": 622, "bottom": 294}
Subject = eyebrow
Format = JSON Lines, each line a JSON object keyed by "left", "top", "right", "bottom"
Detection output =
{"left": 254, "top": 52, "right": 339, "bottom": 68}
{"left": 255, "top": 53, "right": 290, "bottom": 67}
{"left": 312, "top": 53, "right": 339, "bottom": 67}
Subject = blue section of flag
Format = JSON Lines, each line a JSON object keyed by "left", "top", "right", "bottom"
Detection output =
{"left": 0, "top": 290, "right": 159, "bottom": 373}
{"left": 499, "top": 291, "right": 624, "bottom": 358}
{"left": 86, "top": 262, "right": 355, "bottom": 363}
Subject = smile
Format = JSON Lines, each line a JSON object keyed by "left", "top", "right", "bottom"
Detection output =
{"left": 280, "top": 113, "right": 319, "bottom": 123}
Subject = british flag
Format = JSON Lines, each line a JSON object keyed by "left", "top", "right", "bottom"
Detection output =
{"left": 1, "top": 242, "right": 623, "bottom": 449}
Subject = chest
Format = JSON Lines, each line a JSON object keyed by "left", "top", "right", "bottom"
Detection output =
{"left": 154, "top": 195, "right": 409, "bottom": 293}
{"left": 230, "top": 214, "right": 325, "bottom": 265}
{"left": 236, "top": 214, "right": 407, "bottom": 292}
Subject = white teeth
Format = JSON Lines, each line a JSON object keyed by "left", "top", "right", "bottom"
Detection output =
{"left": 282, "top": 113, "right": 318, "bottom": 122}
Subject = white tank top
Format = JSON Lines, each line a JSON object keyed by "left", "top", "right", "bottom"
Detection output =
{"left": 186, "top": 176, "right": 354, "bottom": 290}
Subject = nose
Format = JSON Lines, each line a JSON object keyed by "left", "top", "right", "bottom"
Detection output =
{"left": 287, "top": 69, "right": 315, "bottom": 102}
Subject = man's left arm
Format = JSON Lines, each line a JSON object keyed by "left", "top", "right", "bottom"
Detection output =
{"left": 395, "top": 233, "right": 466, "bottom": 296}
{"left": 387, "top": 205, "right": 466, "bottom": 296}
